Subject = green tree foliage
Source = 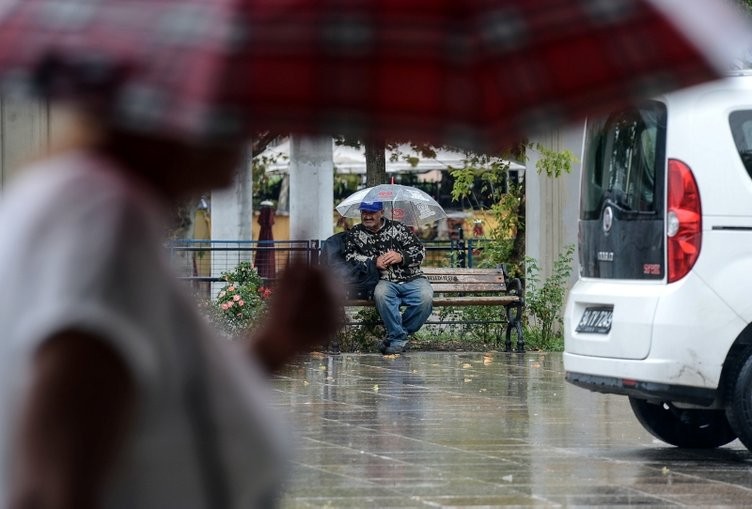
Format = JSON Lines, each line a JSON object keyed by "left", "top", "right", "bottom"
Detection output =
{"left": 533, "top": 143, "right": 576, "bottom": 179}
{"left": 251, "top": 151, "right": 286, "bottom": 209}
{"left": 524, "top": 245, "right": 575, "bottom": 350}
{"left": 447, "top": 143, "right": 575, "bottom": 349}
{"left": 449, "top": 143, "right": 575, "bottom": 276}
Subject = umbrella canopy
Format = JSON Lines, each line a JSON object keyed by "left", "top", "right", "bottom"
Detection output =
{"left": 0, "top": 0, "right": 748, "bottom": 152}
{"left": 336, "top": 184, "right": 447, "bottom": 227}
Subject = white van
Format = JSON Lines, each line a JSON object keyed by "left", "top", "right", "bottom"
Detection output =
{"left": 564, "top": 71, "right": 752, "bottom": 450}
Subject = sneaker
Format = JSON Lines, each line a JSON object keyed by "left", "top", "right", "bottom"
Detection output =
{"left": 383, "top": 343, "right": 406, "bottom": 355}
{"left": 377, "top": 339, "right": 390, "bottom": 354}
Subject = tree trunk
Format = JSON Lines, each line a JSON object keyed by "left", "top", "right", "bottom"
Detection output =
{"left": 365, "top": 140, "right": 387, "bottom": 186}
{"left": 510, "top": 182, "right": 526, "bottom": 276}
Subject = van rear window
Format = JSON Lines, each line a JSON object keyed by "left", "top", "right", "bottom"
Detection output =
{"left": 729, "top": 110, "right": 752, "bottom": 180}
{"left": 580, "top": 102, "right": 667, "bottom": 220}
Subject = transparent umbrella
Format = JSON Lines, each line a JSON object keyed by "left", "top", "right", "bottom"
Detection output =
{"left": 336, "top": 184, "right": 447, "bottom": 227}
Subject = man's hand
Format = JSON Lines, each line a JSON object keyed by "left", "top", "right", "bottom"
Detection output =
{"left": 376, "top": 250, "right": 403, "bottom": 270}
{"left": 249, "top": 264, "right": 344, "bottom": 372}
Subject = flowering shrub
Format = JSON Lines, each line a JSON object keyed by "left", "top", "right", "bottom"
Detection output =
{"left": 210, "top": 261, "right": 271, "bottom": 336}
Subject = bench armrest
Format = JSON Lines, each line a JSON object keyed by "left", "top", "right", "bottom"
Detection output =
{"left": 507, "top": 277, "right": 524, "bottom": 304}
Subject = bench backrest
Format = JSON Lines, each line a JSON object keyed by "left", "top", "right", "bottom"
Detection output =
{"left": 421, "top": 267, "right": 507, "bottom": 293}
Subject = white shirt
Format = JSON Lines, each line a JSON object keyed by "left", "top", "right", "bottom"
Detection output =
{"left": 0, "top": 151, "right": 289, "bottom": 508}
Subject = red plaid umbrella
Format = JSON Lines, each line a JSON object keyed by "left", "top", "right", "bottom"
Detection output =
{"left": 0, "top": 0, "right": 747, "bottom": 152}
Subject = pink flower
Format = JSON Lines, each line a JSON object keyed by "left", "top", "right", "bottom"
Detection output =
{"left": 233, "top": 294, "right": 241, "bottom": 302}
{"left": 238, "top": 300, "right": 245, "bottom": 306}
{"left": 221, "top": 302, "right": 230, "bottom": 310}
{"left": 227, "top": 285, "right": 236, "bottom": 292}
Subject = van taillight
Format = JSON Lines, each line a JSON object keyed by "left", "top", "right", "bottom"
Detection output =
{"left": 666, "top": 159, "right": 701, "bottom": 283}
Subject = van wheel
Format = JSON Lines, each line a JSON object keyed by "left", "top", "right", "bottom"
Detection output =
{"left": 629, "top": 397, "right": 737, "bottom": 449}
{"left": 725, "top": 348, "right": 752, "bottom": 451}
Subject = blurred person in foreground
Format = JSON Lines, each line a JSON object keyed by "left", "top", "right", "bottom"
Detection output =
{"left": 344, "top": 201, "right": 433, "bottom": 355}
{"left": 0, "top": 101, "right": 342, "bottom": 507}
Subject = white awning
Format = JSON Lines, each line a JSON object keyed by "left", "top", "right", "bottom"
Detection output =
{"left": 258, "top": 137, "right": 525, "bottom": 175}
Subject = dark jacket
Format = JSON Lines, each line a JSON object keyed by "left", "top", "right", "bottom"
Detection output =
{"left": 344, "top": 218, "right": 426, "bottom": 282}
{"left": 321, "top": 232, "right": 380, "bottom": 299}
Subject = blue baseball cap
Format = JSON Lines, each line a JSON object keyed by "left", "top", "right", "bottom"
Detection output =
{"left": 359, "top": 201, "right": 383, "bottom": 212}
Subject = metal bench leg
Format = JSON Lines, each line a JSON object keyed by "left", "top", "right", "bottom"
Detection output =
{"left": 505, "top": 302, "right": 524, "bottom": 352}
{"left": 514, "top": 317, "right": 524, "bottom": 353}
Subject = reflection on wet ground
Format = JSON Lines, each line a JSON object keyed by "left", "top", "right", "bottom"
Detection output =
{"left": 272, "top": 352, "right": 752, "bottom": 508}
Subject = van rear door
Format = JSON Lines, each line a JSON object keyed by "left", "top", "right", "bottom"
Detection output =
{"left": 579, "top": 101, "right": 667, "bottom": 280}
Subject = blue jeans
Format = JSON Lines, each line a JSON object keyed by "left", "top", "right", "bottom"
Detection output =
{"left": 374, "top": 277, "right": 433, "bottom": 347}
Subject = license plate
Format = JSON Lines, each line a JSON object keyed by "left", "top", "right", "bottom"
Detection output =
{"left": 576, "top": 306, "right": 613, "bottom": 334}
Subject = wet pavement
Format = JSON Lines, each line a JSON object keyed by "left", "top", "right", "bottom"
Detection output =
{"left": 272, "top": 352, "right": 752, "bottom": 508}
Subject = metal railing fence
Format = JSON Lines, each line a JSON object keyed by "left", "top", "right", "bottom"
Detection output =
{"left": 166, "top": 238, "right": 490, "bottom": 298}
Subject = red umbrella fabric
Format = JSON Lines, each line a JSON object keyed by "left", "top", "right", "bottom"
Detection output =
{"left": 254, "top": 203, "right": 276, "bottom": 280}
{"left": 0, "top": 0, "right": 748, "bottom": 152}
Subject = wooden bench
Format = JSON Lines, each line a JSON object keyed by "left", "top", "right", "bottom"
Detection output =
{"left": 345, "top": 266, "right": 525, "bottom": 352}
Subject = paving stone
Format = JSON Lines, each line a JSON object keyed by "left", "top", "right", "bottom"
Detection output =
{"left": 274, "top": 352, "right": 752, "bottom": 508}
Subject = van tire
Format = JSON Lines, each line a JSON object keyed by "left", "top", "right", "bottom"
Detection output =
{"left": 725, "top": 347, "right": 752, "bottom": 451}
{"left": 629, "top": 397, "right": 737, "bottom": 449}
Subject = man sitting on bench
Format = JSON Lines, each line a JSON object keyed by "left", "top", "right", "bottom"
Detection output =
{"left": 344, "top": 201, "right": 433, "bottom": 354}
